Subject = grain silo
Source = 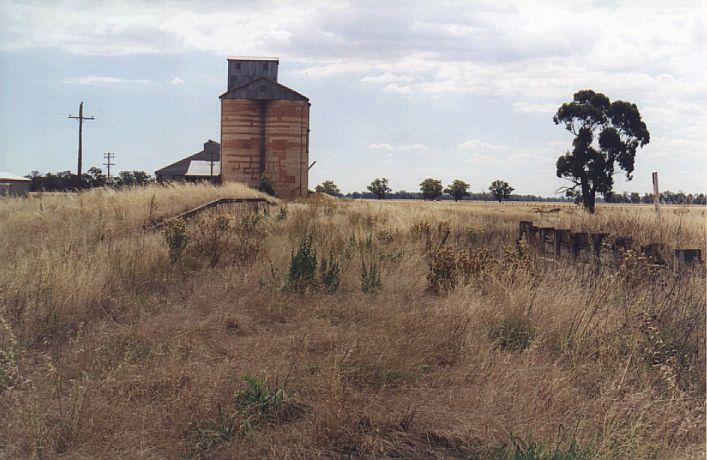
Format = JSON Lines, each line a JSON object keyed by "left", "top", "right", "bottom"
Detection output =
{"left": 220, "top": 57, "right": 310, "bottom": 200}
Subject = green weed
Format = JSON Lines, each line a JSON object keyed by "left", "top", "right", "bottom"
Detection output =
{"left": 489, "top": 313, "right": 536, "bottom": 352}
{"left": 319, "top": 254, "right": 341, "bottom": 293}
{"left": 162, "top": 219, "right": 189, "bottom": 261}
{"left": 288, "top": 237, "right": 318, "bottom": 292}
{"left": 361, "top": 258, "right": 382, "bottom": 293}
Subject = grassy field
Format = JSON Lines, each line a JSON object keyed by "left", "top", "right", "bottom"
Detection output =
{"left": 1, "top": 184, "right": 705, "bottom": 458}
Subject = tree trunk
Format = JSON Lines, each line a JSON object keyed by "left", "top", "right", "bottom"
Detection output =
{"left": 581, "top": 179, "right": 596, "bottom": 213}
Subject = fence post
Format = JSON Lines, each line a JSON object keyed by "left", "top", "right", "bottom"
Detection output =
{"left": 590, "top": 233, "right": 607, "bottom": 264}
{"left": 570, "top": 232, "right": 589, "bottom": 259}
{"left": 527, "top": 224, "right": 539, "bottom": 248}
{"left": 554, "top": 229, "right": 569, "bottom": 259}
{"left": 673, "top": 249, "right": 702, "bottom": 272}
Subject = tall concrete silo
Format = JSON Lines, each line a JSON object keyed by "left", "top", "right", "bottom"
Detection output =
{"left": 220, "top": 57, "right": 310, "bottom": 200}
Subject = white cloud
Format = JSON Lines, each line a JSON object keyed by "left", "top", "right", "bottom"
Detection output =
{"left": 513, "top": 102, "right": 559, "bottom": 114}
{"left": 360, "top": 72, "right": 418, "bottom": 85}
{"left": 61, "top": 75, "right": 150, "bottom": 85}
{"left": 368, "top": 143, "right": 395, "bottom": 151}
{"left": 368, "top": 143, "right": 427, "bottom": 152}
{"left": 458, "top": 139, "right": 506, "bottom": 150}
{"left": 398, "top": 144, "right": 428, "bottom": 151}
{"left": 170, "top": 76, "right": 184, "bottom": 85}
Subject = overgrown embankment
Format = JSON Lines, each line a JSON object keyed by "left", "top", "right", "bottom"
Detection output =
{"left": 0, "top": 191, "right": 704, "bottom": 458}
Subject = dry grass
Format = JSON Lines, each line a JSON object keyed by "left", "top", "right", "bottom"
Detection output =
{"left": 0, "top": 187, "right": 704, "bottom": 459}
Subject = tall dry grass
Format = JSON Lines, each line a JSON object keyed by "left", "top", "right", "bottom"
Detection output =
{"left": 0, "top": 189, "right": 704, "bottom": 458}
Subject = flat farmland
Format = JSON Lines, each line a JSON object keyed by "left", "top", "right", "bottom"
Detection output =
{"left": 1, "top": 184, "right": 704, "bottom": 458}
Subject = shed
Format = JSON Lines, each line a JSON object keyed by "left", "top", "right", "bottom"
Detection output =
{"left": 0, "top": 171, "right": 31, "bottom": 196}
{"left": 155, "top": 140, "right": 221, "bottom": 182}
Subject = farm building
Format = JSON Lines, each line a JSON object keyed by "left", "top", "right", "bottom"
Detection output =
{"left": 0, "top": 171, "right": 31, "bottom": 196}
{"left": 155, "top": 140, "right": 221, "bottom": 182}
{"left": 220, "top": 57, "right": 310, "bottom": 200}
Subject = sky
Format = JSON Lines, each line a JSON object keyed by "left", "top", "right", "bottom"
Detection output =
{"left": 0, "top": 0, "right": 704, "bottom": 196}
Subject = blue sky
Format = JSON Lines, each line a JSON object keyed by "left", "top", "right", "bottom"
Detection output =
{"left": 0, "top": 0, "right": 704, "bottom": 196}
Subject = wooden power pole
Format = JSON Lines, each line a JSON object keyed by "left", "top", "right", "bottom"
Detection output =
{"left": 68, "top": 102, "right": 95, "bottom": 176}
{"left": 652, "top": 171, "right": 660, "bottom": 218}
{"left": 103, "top": 152, "right": 115, "bottom": 183}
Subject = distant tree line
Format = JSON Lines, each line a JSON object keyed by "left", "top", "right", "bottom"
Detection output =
{"left": 604, "top": 191, "right": 706, "bottom": 205}
{"left": 313, "top": 178, "right": 705, "bottom": 205}
{"left": 313, "top": 177, "right": 565, "bottom": 202}
{"left": 26, "top": 169, "right": 155, "bottom": 192}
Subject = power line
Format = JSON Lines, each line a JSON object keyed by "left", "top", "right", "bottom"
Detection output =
{"left": 68, "top": 101, "right": 95, "bottom": 176}
{"left": 103, "top": 152, "right": 115, "bottom": 183}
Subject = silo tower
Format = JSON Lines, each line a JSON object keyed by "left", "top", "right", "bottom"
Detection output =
{"left": 220, "top": 57, "right": 310, "bottom": 200}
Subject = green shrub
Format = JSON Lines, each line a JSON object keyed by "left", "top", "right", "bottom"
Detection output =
{"left": 361, "top": 258, "right": 382, "bottom": 293}
{"left": 162, "top": 219, "right": 189, "bottom": 261}
{"left": 288, "top": 238, "right": 317, "bottom": 292}
{"left": 319, "top": 254, "right": 341, "bottom": 293}
{"left": 489, "top": 313, "right": 536, "bottom": 352}
{"left": 234, "top": 376, "right": 305, "bottom": 430}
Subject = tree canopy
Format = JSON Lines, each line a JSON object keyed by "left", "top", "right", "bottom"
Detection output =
{"left": 315, "top": 180, "right": 341, "bottom": 196}
{"left": 489, "top": 180, "right": 514, "bottom": 203}
{"left": 553, "top": 89, "right": 650, "bottom": 213}
{"left": 444, "top": 180, "right": 470, "bottom": 202}
{"left": 419, "top": 178, "right": 443, "bottom": 200}
{"left": 367, "top": 178, "right": 392, "bottom": 199}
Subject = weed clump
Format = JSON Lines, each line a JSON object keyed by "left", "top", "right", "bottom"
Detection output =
{"left": 186, "top": 376, "right": 305, "bottom": 455}
{"left": 234, "top": 376, "right": 306, "bottom": 429}
{"left": 288, "top": 237, "right": 318, "bottom": 292}
{"left": 361, "top": 258, "right": 382, "bottom": 293}
{"left": 488, "top": 313, "right": 536, "bottom": 352}
{"left": 319, "top": 254, "right": 341, "bottom": 293}
{"left": 190, "top": 215, "right": 230, "bottom": 266}
{"left": 162, "top": 219, "right": 189, "bottom": 261}
{"left": 427, "top": 247, "right": 492, "bottom": 295}
{"left": 491, "top": 435, "right": 593, "bottom": 459}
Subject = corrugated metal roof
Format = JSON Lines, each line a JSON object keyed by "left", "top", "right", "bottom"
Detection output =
{"left": 155, "top": 142, "right": 220, "bottom": 176}
{"left": 219, "top": 76, "right": 309, "bottom": 101}
{"left": 0, "top": 171, "right": 31, "bottom": 181}
{"left": 185, "top": 160, "right": 221, "bottom": 176}
{"left": 227, "top": 56, "right": 279, "bottom": 61}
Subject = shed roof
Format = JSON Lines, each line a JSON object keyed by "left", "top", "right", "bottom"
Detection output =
{"left": 0, "top": 171, "right": 31, "bottom": 181}
{"left": 155, "top": 142, "right": 220, "bottom": 177}
{"left": 219, "top": 77, "right": 308, "bottom": 102}
{"left": 186, "top": 161, "right": 221, "bottom": 176}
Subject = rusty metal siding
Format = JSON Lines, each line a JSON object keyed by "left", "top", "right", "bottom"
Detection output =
{"left": 221, "top": 99, "right": 263, "bottom": 189}
{"left": 220, "top": 98, "right": 309, "bottom": 199}
{"left": 265, "top": 100, "right": 309, "bottom": 200}
{"left": 227, "top": 59, "right": 279, "bottom": 90}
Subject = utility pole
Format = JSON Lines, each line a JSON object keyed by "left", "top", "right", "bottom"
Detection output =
{"left": 652, "top": 171, "right": 661, "bottom": 218}
{"left": 68, "top": 102, "right": 95, "bottom": 176}
{"left": 103, "top": 152, "right": 115, "bottom": 183}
